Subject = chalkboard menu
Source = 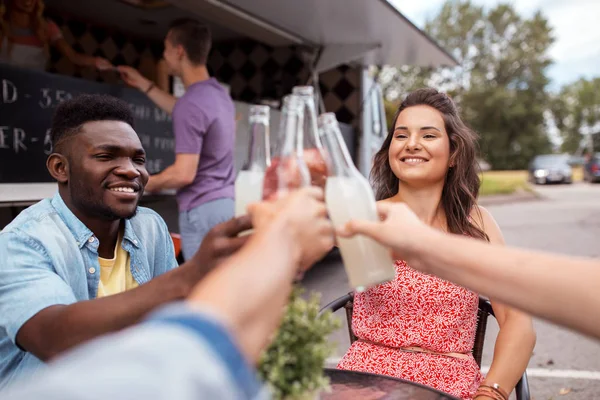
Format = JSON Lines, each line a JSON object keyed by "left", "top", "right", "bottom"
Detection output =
{"left": 0, "top": 63, "right": 174, "bottom": 183}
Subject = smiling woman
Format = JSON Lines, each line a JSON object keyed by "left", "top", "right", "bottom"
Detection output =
{"left": 337, "top": 88, "right": 536, "bottom": 400}
{"left": 372, "top": 88, "right": 485, "bottom": 239}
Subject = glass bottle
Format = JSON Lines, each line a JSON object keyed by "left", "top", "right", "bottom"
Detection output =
{"left": 262, "top": 95, "right": 310, "bottom": 201}
{"left": 292, "top": 85, "right": 329, "bottom": 188}
{"left": 319, "top": 112, "right": 395, "bottom": 291}
{"left": 235, "top": 105, "right": 271, "bottom": 216}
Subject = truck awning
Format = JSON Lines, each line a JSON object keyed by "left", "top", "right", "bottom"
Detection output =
{"left": 168, "top": 0, "right": 458, "bottom": 71}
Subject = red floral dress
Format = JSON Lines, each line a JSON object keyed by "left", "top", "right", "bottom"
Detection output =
{"left": 337, "top": 260, "right": 483, "bottom": 400}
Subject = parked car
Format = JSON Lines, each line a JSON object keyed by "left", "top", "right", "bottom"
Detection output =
{"left": 528, "top": 154, "right": 573, "bottom": 184}
{"left": 584, "top": 153, "right": 600, "bottom": 183}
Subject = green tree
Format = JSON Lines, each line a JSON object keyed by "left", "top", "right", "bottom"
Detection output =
{"left": 380, "top": 1, "right": 555, "bottom": 169}
{"left": 552, "top": 78, "right": 600, "bottom": 154}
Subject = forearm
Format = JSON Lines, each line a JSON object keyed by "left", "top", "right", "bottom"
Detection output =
{"left": 189, "top": 219, "right": 301, "bottom": 364}
{"left": 409, "top": 230, "right": 600, "bottom": 338}
{"left": 484, "top": 318, "right": 535, "bottom": 393}
{"left": 146, "top": 165, "right": 192, "bottom": 192}
{"left": 21, "top": 265, "right": 195, "bottom": 360}
{"left": 69, "top": 53, "right": 96, "bottom": 68}
{"left": 146, "top": 86, "right": 177, "bottom": 114}
{"left": 5, "top": 305, "right": 265, "bottom": 400}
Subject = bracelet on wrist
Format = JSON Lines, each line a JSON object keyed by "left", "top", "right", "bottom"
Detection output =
{"left": 484, "top": 383, "right": 509, "bottom": 399}
{"left": 476, "top": 383, "right": 508, "bottom": 400}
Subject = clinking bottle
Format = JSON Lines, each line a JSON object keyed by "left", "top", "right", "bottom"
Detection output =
{"left": 234, "top": 105, "right": 271, "bottom": 216}
{"left": 319, "top": 112, "right": 395, "bottom": 291}
{"left": 262, "top": 94, "right": 310, "bottom": 200}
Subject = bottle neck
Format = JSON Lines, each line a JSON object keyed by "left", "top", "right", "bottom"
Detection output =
{"left": 279, "top": 106, "right": 304, "bottom": 158}
{"left": 297, "top": 94, "right": 324, "bottom": 151}
{"left": 244, "top": 122, "right": 271, "bottom": 170}
{"left": 321, "top": 122, "right": 356, "bottom": 177}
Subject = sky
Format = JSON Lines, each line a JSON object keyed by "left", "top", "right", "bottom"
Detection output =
{"left": 388, "top": 0, "right": 600, "bottom": 90}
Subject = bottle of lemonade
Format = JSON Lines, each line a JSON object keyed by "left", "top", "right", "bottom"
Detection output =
{"left": 234, "top": 105, "right": 271, "bottom": 217}
{"left": 292, "top": 85, "right": 329, "bottom": 188}
{"left": 262, "top": 95, "right": 310, "bottom": 200}
{"left": 319, "top": 113, "right": 395, "bottom": 291}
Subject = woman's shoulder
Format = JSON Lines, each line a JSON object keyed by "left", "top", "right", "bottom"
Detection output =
{"left": 469, "top": 205, "right": 490, "bottom": 225}
{"left": 470, "top": 205, "right": 504, "bottom": 244}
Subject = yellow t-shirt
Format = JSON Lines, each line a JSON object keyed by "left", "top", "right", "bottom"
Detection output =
{"left": 97, "top": 233, "right": 139, "bottom": 297}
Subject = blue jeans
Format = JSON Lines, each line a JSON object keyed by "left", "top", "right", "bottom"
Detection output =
{"left": 179, "top": 198, "right": 234, "bottom": 261}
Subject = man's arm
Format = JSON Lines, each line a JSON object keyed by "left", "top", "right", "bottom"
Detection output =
{"left": 4, "top": 305, "right": 268, "bottom": 400}
{"left": 471, "top": 207, "right": 535, "bottom": 398}
{"left": 340, "top": 202, "right": 600, "bottom": 340}
{"left": 190, "top": 187, "right": 335, "bottom": 363}
{"left": 16, "top": 265, "right": 193, "bottom": 361}
{"left": 117, "top": 66, "right": 177, "bottom": 114}
{"left": 145, "top": 95, "right": 209, "bottom": 193}
{"left": 13, "top": 216, "right": 251, "bottom": 361}
{"left": 144, "top": 154, "right": 199, "bottom": 193}
{"left": 413, "top": 231, "right": 600, "bottom": 339}
{"left": 53, "top": 38, "right": 112, "bottom": 70}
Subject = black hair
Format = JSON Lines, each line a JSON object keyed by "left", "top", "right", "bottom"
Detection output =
{"left": 50, "top": 94, "right": 134, "bottom": 150}
{"left": 168, "top": 18, "right": 212, "bottom": 65}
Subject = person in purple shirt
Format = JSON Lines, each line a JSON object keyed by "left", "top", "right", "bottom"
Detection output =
{"left": 119, "top": 19, "right": 236, "bottom": 260}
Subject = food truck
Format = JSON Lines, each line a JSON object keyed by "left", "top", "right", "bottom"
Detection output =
{"left": 0, "top": 0, "right": 456, "bottom": 232}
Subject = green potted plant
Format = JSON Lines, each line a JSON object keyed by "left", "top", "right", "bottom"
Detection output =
{"left": 258, "top": 287, "right": 341, "bottom": 400}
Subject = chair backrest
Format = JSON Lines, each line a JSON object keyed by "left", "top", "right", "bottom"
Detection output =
{"left": 335, "top": 293, "right": 494, "bottom": 368}
{"left": 473, "top": 297, "right": 494, "bottom": 367}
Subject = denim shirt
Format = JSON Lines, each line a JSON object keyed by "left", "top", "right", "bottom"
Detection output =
{"left": 0, "top": 193, "right": 178, "bottom": 389}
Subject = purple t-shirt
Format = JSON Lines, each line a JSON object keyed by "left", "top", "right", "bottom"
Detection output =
{"left": 172, "top": 78, "right": 236, "bottom": 211}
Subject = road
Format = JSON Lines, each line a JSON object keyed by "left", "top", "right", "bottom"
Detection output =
{"left": 301, "top": 182, "right": 600, "bottom": 400}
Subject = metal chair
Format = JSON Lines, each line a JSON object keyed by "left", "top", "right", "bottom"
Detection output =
{"left": 321, "top": 292, "right": 530, "bottom": 400}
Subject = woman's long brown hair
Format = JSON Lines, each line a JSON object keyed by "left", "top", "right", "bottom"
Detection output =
{"left": 371, "top": 88, "right": 489, "bottom": 241}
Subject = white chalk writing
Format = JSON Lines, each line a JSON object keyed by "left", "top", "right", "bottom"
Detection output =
{"left": 38, "top": 88, "right": 73, "bottom": 109}
{"left": 145, "top": 159, "right": 163, "bottom": 174}
{"left": 2, "top": 79, "right": 17, "bottom": 104}
{"left": 153, "top": 136, "right": 174, "bottom": 151}
{"left": 0, "top": 126, "right": 28, "bottom": 153}
{"left": 44, "top": 129, "right": 52, "bottom": 155}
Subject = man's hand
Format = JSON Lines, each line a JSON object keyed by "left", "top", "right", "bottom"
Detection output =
{"left": 337, "top": 202, "right": 432, "bottom": 261}
{"left": 95, "top": 57, "right": 114, "bottom": 71}
{"left": 187, "top": 188, "right": 334, "bottom": 363}
{"left": 248, "top": 187, "right": 334, "bottom": 271}
{"left": 118, "top": 66, "right": 151, "bottom": 91}
{"left": 187, "top": 216, "right": 253, "bottom": 280}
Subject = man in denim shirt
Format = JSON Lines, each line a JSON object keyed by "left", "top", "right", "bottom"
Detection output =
{"left": 1, "top": 187, "right": 335, "bottom": 400}
{"left": 0, "top": 94, "right": 250, "bottom": 389}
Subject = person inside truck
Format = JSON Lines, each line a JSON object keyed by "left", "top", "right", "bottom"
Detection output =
{"left": 118, "top": 18, "right": 236, "bottom": 261}
{"left": 0, "top": 0, "right": 112, "bottom": 71}
{"left": 336, "top": 88, "right": 535, "bottom": 400}
{"left": 0, "top": 94, "right": 249, "bottom": 389}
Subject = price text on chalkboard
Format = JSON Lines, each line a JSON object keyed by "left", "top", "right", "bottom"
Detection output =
{"left": 0, "top": 63, "right": 174, "bottom": 183}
